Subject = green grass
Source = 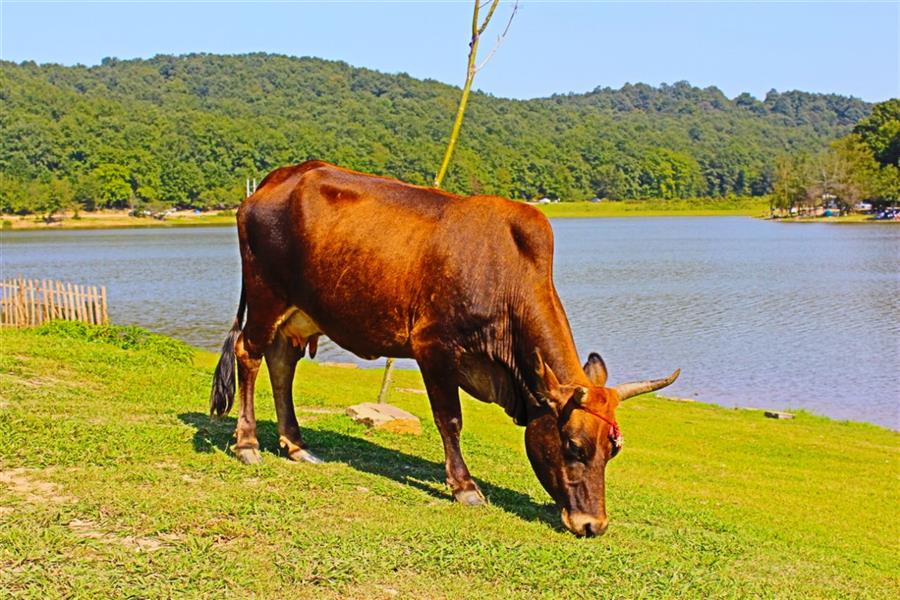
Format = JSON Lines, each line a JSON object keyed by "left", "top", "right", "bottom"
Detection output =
{"left": 534, "top": 197, "right": 771, "bottom": 218}
{"left": 0, "top": 326, "right": 897, "bottom": 598}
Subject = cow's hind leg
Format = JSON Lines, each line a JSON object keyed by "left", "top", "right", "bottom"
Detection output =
{"left": 265, "top": 330, "right": 323, "bottom": 464}
{"left": 232, "top": 290, "right": 288, "bottom": 464}
{"left": 417, "top": 349, "right": 486, "bottom": 506}
{"left": 233, "top": 330, "right": 264, "bottom": 464}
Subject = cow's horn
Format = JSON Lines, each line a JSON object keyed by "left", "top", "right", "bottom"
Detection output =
{"left": 613, "top": 369, "right": 681, "bottom": 401}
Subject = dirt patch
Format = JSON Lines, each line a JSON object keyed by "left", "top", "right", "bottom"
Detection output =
{"left": 4, "top": 355, "right": 32, "bottom": 363}
{"left": 395, "top": 387, "right": 427, "bottom": 395}
{"left": 0, "top": 468, "right": 72, "bottom": 505}
{"left": 67, "top": 518, "right": 179, "bottom": 553}
{"left": 0, "top": 372, "right": 61, "bottom": 388}
{"left": 0, "top": 371, "right": 89, "bottom": 392}
{"left": 298, "top": 406, "right": 344, "bottom": 415}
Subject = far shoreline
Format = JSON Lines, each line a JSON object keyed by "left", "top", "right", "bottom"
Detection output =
{"left": 765, "top": 215, "right": 900, "bottom": 225}
{"left": 2, "top": 200, "right": 771, "bottom": 231}
{"left": 4, "top": 200, "right": 894, "bottom": 231}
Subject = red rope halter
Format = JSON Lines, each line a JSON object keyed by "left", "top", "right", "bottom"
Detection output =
{"left": 579, "top": 406, "right": 624, "bottom": 456}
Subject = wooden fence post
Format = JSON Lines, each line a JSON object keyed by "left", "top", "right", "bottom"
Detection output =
{"left": 20, "top": 278, "right": 26, "bottom": 326}
{"left": 84, "top": 286, "right": 91, "bottom": 324}
{"left": 55, "top": 281, "right": 62, "bottom": 321}
{"left": 31, "top": 279, "right": 37, "bottom": 325}
{"left": 73, "top": 284, "right": 81, "bottom": 323}
{"left": 88, "top": 286, "right": 97, "bottom": 324}
{"left": 45, "top": 279, "right": 52, "bottom": 323}
{"left": 30, "top": 279, "right": 36, "bottom": 325}
{"left": 23, "top": 278, "right": 31, "bottom": 326}
{"left": 18, "top": 278, "right": 26, "bottom": 327}
{"left": 40, "top": 279, "right": 47, "bottom": 324}
{"left": 47, "top": 280, "right": 55, "bottom": 321}
{"left": 66, "top": 282, "right": 71, "bottom": 322}
{"left": 76, "top": 285, "right": 85, "bottom": 322}
{"left": 25, "top": 279, "right": 31, "bottom": 326}
{"left": 16, "top": 278, "right": 28, "bottom": 326}
{"left": 61, "top": 281, "right": 70, "bottom": 321}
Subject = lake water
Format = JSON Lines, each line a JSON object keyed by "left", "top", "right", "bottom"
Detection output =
{"left": 2, "top": 218, "right": 898, "bottom": 429}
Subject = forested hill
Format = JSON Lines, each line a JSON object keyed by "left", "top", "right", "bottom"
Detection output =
{"left": 1, "top": 53, "right": 872, "bottom": 211}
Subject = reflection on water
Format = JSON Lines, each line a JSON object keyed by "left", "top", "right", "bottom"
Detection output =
{"left": 2, "top": 219, "right": 898, "bottom": 428}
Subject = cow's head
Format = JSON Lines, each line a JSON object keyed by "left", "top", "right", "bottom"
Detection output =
{"left": 524, "top": 350, "right": 679, "bottom": 537}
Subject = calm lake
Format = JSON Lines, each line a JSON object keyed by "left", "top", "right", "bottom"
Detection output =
{"left": 3, "top": 218, "right": 898, "bottom": 429}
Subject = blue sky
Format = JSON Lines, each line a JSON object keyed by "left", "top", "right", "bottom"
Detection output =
{"left": 2, "top": 1, "right": 897, "bottom": 102}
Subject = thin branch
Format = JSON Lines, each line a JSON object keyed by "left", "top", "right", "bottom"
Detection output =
{"left": 475, "top": 1, "right": 518, "bottom": 73}
{"left": 477, "top": 0, "right": 501, "bottom": 37}
{"left": 470, "top": 0, "right": 482, "bottom": 42}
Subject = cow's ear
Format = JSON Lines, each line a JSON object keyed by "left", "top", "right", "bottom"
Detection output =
{"left": 532, "top": 349, "right": 562, "bottom": 412}
{"left": 582, "top": 352, "right": 608, "bottom": 387}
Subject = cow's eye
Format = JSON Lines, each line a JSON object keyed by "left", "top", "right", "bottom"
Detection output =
{"left": 565, "top": 438, "right": 585, "bottom": 462}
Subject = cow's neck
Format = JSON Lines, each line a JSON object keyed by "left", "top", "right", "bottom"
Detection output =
{"left": 524, "top": 326, "right": 584, "bottom": 382}
{"left": 512, "top": 292, "right": 591, "bottom": 419}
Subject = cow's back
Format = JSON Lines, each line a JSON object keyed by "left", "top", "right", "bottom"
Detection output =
{"left": 238, "top": 160, "right": 554, "bottom": 360}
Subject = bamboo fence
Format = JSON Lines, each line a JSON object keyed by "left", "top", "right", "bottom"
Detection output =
{"left": 0, "top": 278, "right": 108, "bottom": 327}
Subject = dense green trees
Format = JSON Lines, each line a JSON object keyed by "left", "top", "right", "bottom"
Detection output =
{"left": 2, "top": 178, "right": 73, "bottom": 220}
{"left": 770, "top": 100, "right": 900, "bottom": 215}
{"left": 852, "top": 99, "right": 900, "bottom": 167}
{"left": 0, "top": 53, "right": 878, "bottom": 215}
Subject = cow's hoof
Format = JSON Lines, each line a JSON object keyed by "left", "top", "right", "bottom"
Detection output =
{"left": 234, "top": 447, "right": 262, "bottom": 465}
{"left": 454, "top": 489, "right": 487, "bottom": 506}
{"left": 288, "top": 448, "right": 324, "bottom": 464}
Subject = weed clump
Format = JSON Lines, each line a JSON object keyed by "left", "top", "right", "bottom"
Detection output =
{"left": 34, "top": 321, "right": 194, "bottom": 364}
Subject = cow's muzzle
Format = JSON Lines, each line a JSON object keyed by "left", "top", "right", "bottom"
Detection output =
{"left": 561, "top": 509, "right": 609, "bottom": 537}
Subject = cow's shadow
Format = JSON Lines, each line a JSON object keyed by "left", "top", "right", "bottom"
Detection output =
{"left": 177, "top": 412, "right": 559, "bottom": 528}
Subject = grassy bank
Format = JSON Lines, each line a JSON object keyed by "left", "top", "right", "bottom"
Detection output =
{"left": 534, "top": 197, "right": 771, "bottom": 218}
{"left": 1, "top": 325, "right": 897, "bottom": 598}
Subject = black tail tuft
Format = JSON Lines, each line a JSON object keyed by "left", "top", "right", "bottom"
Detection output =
{"left": 209, "top": 283, "right": 246, "bottom": 417}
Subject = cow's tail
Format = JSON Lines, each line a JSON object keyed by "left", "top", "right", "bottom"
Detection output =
{"left": 209, "top": 281, "right": 246, "bottom": 417}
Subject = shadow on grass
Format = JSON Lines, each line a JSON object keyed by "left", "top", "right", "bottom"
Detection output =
{"left": 178, "top": 411, "right": 558, "bottom": 528}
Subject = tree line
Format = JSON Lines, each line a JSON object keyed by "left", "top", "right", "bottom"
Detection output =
{"left": 771, "top": 99, "right": 899, "bottom": 215}
{"left": 0, "top": 53, "right": 880, "bottom": 216}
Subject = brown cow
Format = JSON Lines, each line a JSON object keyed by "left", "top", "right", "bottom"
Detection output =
{"left": 209, "top": 160, "right": 679, "bottom": 536}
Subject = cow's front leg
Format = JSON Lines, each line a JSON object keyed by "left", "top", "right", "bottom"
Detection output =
{"left": 234, "top": 332, "right": 263, "bottom": 464}
{"left": 264, "top": 330, "right": 322, "bottom": 464}
{"left": 418, "top": 353, "right": 486, "bottom": 506}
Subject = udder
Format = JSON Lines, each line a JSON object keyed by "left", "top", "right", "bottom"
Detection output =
{"left": 278, "top": 308, "right": 322, "bottom": 357}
